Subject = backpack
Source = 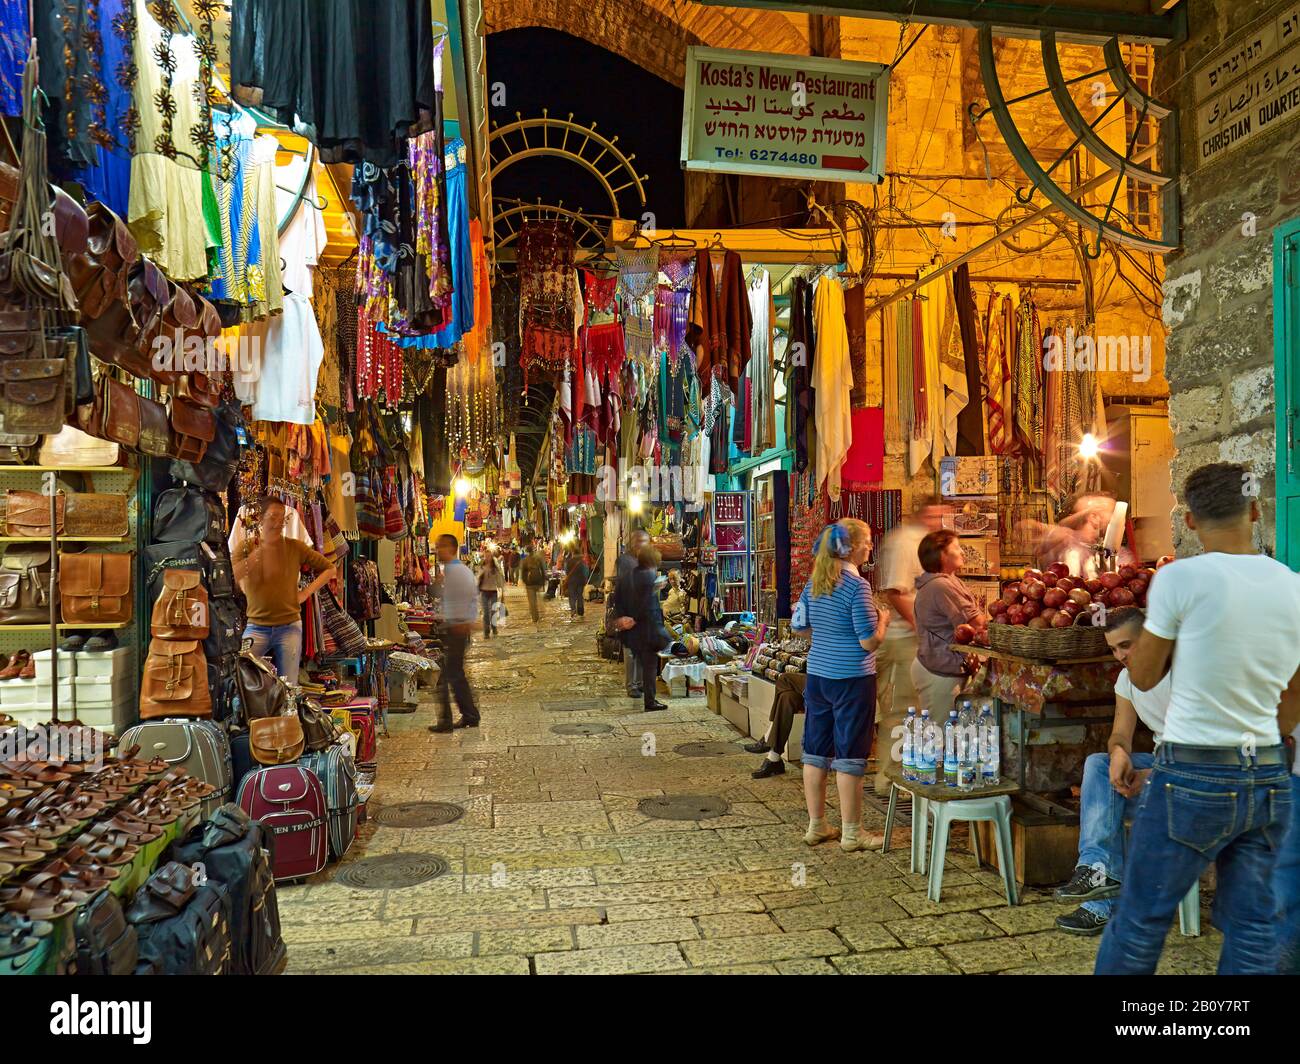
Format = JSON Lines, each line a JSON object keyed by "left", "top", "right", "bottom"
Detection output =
{"left": 168, "top": 805, "right": 286, "bottom": 976}
{"left": 521, "top": 554, "right": 546, "bottom": 587}
{"left": 127, "top": 861, "right": 233, "bottom": 975}
{"left": 152, "top": 486, "right": 227, "bottom": 546}
{"left": 73, "top": 890, "right": 138, "bottom": 976}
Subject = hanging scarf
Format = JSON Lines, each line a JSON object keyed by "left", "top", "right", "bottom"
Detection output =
{"left": 518, "top": 220, "right": 577, "bottom": 383}
{"left": 984, "top": 291, "right": 1013, "bottom": 455}
{"left": 1014, "top": 297, "right": 1043, "bottom": 459}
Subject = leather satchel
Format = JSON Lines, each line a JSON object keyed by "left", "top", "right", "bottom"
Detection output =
{"left": 298, "top": 699, "right": 343, "bottom": 753}
{"left": 64, "top": 493, "right": 129, "bottom": 538}
{"left": 236, "top": 650, "right": 289, "bottom": 721}
{"left": 136, "top": 393, "right": 173, "bottom": 457}
{"left": 0, "top": 546, "right": 53, "bottom": 624}
{"left": 4, "top": 489, "right": 64, "bottom": 536}
{"left": 651, "top": 533, "right": 685, "bottom": 562}
{"left": 36, "top": 425, "right": 119, "bottom": 467}
{"left": 0, "top": 430, "right": 38, "bottom": 463}
{"left": 249, "top": 715, "right": 304, "bottom": 766}
{"left": 88, "top": 375, "right": 140, "bottom": 449}
{"left": 139, "top": 638, "right": 211, "bottom": 720}
{"left": 150, "top": 569, "right": 210, "bottom": 640}
{"left": 58, "top": 550, "right": 133, "bottom": 624}
{"left": 168, "top": 395, "right": 214, "bottom": 463}
{"left": 0, "top": 357, "right": 67, "bottom": 435}
{"left": 66, "top": 203, "right": 139, "bottom": 321}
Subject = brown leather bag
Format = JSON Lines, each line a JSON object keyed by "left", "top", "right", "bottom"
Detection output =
{"left": 136, "top": 393, "right": 173, "bottom": 457}
{"left": 0, "top": 357, "right": 67, "bottom": 435}
{"left": 139, "top": 638, "right": 211, "bottom": 720}
{"left": 168, "top": 395, "right": 214, "bottom": 462}
{"left": 36, "top": 425, "right": 120, "bottom": 468}
{"left": 0, "top": 430, "right": 38, "bottom": 463}
{"left": 0, "top": 546, "right": 53, "bottom": 623}
{"left": 64, "top": 493, "right": 129, "bottom": 537}
{"left": 4, "top": 489, "right": 64, "bottom": 536}
{"left": 150, "top": 569, "right": 210, "bottom": 639}
{"left": 66, "top": 203, "right": 139, "bottom": 321}
{"left": 299, "top": 699, "right": 343, "bottom": 753}
{"left": 249, "top": 715, "right": 305, "bottom": 765}
{"left": 88, "top": 375, "right": 140, "bottom": 449}
{"left": 58, "top": 550, "right": 133, "bottom": 624}
{"left": 236, "top": 650, "right": 289, "bottom": 721}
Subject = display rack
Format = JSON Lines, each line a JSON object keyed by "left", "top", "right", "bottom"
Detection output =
{"left": 713, "top": 490, "right": 753, "bottom": 615}
{"left": 752, "top": 473, "right": 778, "bottom": 626}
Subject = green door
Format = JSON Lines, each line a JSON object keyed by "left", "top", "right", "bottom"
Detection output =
{"left": 1277, "top": 218, "right": 1300, "bottom": 570}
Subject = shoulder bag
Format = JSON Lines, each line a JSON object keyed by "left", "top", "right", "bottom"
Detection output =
{"left": 150, "top": 569, "right": 210, "bottom": 640}
{"left": 64, "top": 493, "right": 129, "bottom": 538}
{"left": 36, "top": 425, "right": 119, "bottom": 468}
{"left": 298, "top": 699, "right": 342, "bottom": 753}
{"left": 58, "top": 551, "right": 133, "bottom": 624}
{"left": 168, "top": 395, "right": 215, "bottom": 463}
{"left": 236, "top": 650, "right": 289, "bottom": 721}
{"left": 0, "top": 546, "right": 52, "bottom": 624}
{"left": 136, "top": 394, "right": 174, "bottom": 457}
{"left": 4, "top": 489, "right": 63, "bottom": 536}
{"left": 139, "top": 638, "right": 211, "bottom": 719}
{"left": 0, "top": 357, "right": 66, "bottom": 435}
{"left": 87, "top": 375, "right": 140, "bottom": 449}
{"left": 249, "top": 715, "right": 305, "bottom": 766}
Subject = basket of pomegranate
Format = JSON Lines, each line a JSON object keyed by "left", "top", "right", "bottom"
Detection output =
{"left": 985, "top": 563, "right": 1158, "bottom": 660}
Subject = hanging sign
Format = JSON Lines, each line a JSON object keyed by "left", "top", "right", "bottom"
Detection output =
{"left": 1192, "top": 1, "right": 1300, "bottom": 169}
{"left": 681, "top": 46, "right": 889, "bottom": 184}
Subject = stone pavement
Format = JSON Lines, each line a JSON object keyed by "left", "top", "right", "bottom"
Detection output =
{"left": 278, "top": 584, "right": 1219, "bottom": 975}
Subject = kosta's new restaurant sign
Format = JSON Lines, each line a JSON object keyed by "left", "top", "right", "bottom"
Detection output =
{"left": 681, "top": 47, "right": 889, "bottom": 184}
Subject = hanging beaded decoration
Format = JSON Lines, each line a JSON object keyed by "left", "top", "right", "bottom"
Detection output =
{"left": 147, "top": 1, "right": 180, "bottom": 161}
{"left": 190, "top": 0, "right": 223, "bottom": 170}
{"left": 618, "top": 246, "right": 657, "bottom": 374}
{"left": 58, "top": 1, "right": 78, "bottom": 150}
{"left": 111, "top": 1, "right": 139, "bottom": 153}
{"left": 81, "top": 0, "right": 115, "bottom": 150}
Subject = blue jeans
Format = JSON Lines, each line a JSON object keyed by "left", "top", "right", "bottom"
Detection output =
{"left": 1095, "top": 746, "right": 1293, "bottom": 975}
{"left": 800, "top": 673, "right": 876, "bottom": 777}
{"left": 1275, "top": 773, "right": 1300, "bottom": 974}
{"left": 243, "top": 621, "right": 303, "bottom": 686}
{"left": 1077, "top": 750, "right": 1155, "bottom": 918}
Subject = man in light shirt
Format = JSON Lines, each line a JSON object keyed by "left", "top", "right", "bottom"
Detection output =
{"left": 430, "top": 533, "right": 480, "bottom": 733}
{"left": 1055, "top": 607, "right": 1170, "bottom": 935}
{"left": 870, "top": 494, "right": 948, "bottom": 796}
{"left": 1095, "top": 463, "right": 1300, "bottom": 975}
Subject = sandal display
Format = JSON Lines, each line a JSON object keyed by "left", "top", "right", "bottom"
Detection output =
{"left": 0, "top": 872, "right": 98, "bottom": 920}
{"left": 0, "top": 912, "right": 53, "bottom": 976}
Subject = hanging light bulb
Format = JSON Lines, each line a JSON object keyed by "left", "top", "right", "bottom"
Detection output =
{"left": 1078, "top": 433, "right": 1100, "bottom": 460}
{"left": 629, "top": 494, "right": 644, "bottom": 514}
{"left": 455, "top": 477, "right": 472, "bottom": 497}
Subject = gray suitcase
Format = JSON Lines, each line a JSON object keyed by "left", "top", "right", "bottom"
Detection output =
{"left": 299, "top": 741, "right": 359, "bottom": 860}
{"left": 119, "top": 719, "right": 233, "bottom": 820}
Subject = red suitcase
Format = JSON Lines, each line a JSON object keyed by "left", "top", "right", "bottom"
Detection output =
{"left": 235, "top": 765, "right": 328, "bottom": 882}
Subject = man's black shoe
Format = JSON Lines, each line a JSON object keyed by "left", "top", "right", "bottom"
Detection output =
{"left": 453, "top": 717, "right": 480, "bottom": 728}
{"left": 1054, "top": 864, "right": 1121, "bottom": 902}
{"left": 1055, "top": 907, "right": 1109, "bottom": 936}
{"left": 744, "top": 741, "right": 771, "bottom": 754}
{"left": 752, "top": 759, "right": 785, "bottom": 779}
{"left": 644, "top": 701, "right": 668, "bottom": 711}
{"left": 628, "top": 689, "right": 643, "bottom": 699}
{"left": 429, "top": 723, "right": 453, "bottom": 734}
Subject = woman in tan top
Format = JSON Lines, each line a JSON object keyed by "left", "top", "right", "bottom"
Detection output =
{"left": 233, "top": 497, "right": 335, "bottom": 685}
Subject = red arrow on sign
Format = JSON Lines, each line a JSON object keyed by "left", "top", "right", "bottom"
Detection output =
{"left": 822, "top": 155, "right": 869, "bottom": 172}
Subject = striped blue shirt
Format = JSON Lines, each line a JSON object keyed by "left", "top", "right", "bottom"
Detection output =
{"left": 796, "top": 571, "right": 879, "bottom": 678}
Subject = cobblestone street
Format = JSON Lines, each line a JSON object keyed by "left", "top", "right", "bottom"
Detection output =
{"left": 278, "top": 585, "right": 1219, "bottom": 975}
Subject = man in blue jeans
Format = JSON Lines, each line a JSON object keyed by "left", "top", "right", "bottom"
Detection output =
{"left": 1055, "top": 607, "right": 1170, "bottom": 935}
{"left": 1095, "top": 463, "right": 1300, "bottom": 975}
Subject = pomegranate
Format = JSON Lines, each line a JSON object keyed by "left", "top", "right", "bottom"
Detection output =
{"left": 1028, "top": 616, "right": 1050, "bottom": 630}
{"left": 1048, "top": 562, "right": 1071, "bottom": 579}
{"left": 1005, "top": 604, "right": 1025, "bottom": 625}
{"left": 1041, "top": 573, "right": 1059, "bottom": 589}
{"left": 1068, "top": 588, "right": 1092, "bottom": 608}
{"left": 1043, "top": 588, "right": 1067, "bottom": 609}
{"left": 1022, "top": 580, "right": 1047, "bottom": 600}
{"left": 1118, "top": 565, "right": 1137, "bottom": 581}
{"left": 1127, "top": 578, "right": 1149, "bottom": 597}
{"left": 1061, "top": 600, "right": 1081, "bottom": 617}
{"left": 1056, "top": 577, "right": 1076, "bottom": 594}
{"left": 954, "top": 623, "right": 976, "bottom": 644}
{"left": 1084, "top": 577, "right": 1104, "bottom": 595}
{"left": 1021, "top": 600, "right": 1041, "bottom": 619}
{"left": 1002, "top": 587, "right": 1023, "bottom": 606}
{"left": 1051, "top": 610, "right": 1075, "bottom": 628}
{"left": 1040, "top": 607, "right": 1058, "bottom": 625}
{"left": 1022, "top": 568, "right": 1044, "bottom": 582}
{"left": 1105, "top": 587, "right": 1136, "bottom": 608}
{"left": 1099, "top": 571, "right": 1124, "bottom": 590}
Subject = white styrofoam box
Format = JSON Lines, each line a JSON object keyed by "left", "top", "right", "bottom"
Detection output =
{"left": 747, "top": 675, "right": 776, "bottom": 741}
{"left": 5, "top": 706, "right": 50, "bottom": 727}
{"left": 665, "top": 674, "right": 688, "bottom": 698}
{"left": 34, "top": 646, "right": 132, "bottom": 682}
{"left": 0, "top": 677, "right": 38, "bottom": 706}
{"left": 73, "top": 698, "right": 135, "bottom": 735}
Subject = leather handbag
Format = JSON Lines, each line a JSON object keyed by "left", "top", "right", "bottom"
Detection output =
{"left": 64, "top": 493, "right": 129, "bottom": 537}
{"left": 36, "top": 425, "right": 119, "bottom": 467}
{"left": 168, "top": 395, "right": 214, "bottom": 462}
{"left": 170, "top": 399, "right": 241, "bottom": 492}
{"left": 0, "top": 546, "right": 53, "bottom": 623}
{"left": 298, "top": 699, "right": 343, "bottom": 753}
{"left": 150, "top": 569, "right": 210, "bottom": 640}
{"left": 66, "top": 203, "right": 139, "bottom": 321}
{"left": 137, "top": 393, "right": 173, "bottom": 457}
{"left": 58, "top": 550, "right": 133, "bottom": 624}
{"left": 0, "top": 431, "right": 38, "bottom": 463}
{"left": 236, "top": 650, "right": 289, "bottom": 721}
{"left": 73, "top": 888, "right": 138, "bottom": 977}
{"left": 249, "top": 715, "right": 305, "bottom": 766}
{"left": 139, "top": 638, "right": 211, "bottom": 719}
{"left": 4, "top": 488, "right": 64, "bottom": 536}
{"left": 0, "top": 357, "right": 67, "bottom": 435}
{"left": 88, "top": 375, "right": 140, "bottom": 449}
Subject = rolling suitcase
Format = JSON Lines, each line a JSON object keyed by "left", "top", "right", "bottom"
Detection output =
{"left": 119, "top": 719, "right": 232, "bottom": 820}
{"left": 236, "top": 765, "right": 328, "bottom": 881}
{"left": 299, "top": 742, "right": 359, "bottom": 860}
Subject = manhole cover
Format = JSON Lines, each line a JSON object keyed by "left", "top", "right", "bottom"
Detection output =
{"left": 334, "top": 853, "right": 450, "bottom": 890}
{"left": 541, "top": 699, "right": 608, "bottom": 713}
{"left": 637, "top": 794, "right": 732, "bottom": 821}
{"left": 552, "top": 723, "right": 613, "bottom": 736}
{"left": 674, "top": 741, "right": 742, "bottom": 757}
{"left": 374, "top": 801, "right": 464, "bottom": 827}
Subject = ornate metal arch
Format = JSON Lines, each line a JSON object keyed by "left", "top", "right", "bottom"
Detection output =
{"left": 973, "top": 27, "right": 1179, "bottom": 257}
{"left": 493, "top": 199, "right": 612, "bottom": 251}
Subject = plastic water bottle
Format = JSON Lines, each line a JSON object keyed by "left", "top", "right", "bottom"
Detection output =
{"left": 943, "top": 710, "right": 959, "bottom": 787}
{"left": 979, "top": 706, "right": 1000, "bottom": 785}
{"left": 957, "top": 700, "right": 978, "bottom": 791}
{"left": 917, "top": 710, "right": 937, "bottom": 785}
{"left": 901, "top": 707, "right": 917, "bottom": 781}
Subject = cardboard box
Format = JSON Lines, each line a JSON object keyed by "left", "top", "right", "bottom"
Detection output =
{"left": 720, "top": 692, "right": 749, "bottom": 734}
{"left": 747, "top": 676, "right": 775, "bottom": 741}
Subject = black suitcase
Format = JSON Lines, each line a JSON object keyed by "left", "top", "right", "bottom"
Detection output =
{"left": 127, "top": 861, "right": 233, "bottom": 976}
{"left": 229, "top": 730, "right": 256, "bottom": 796}
{"left": 169, "top": 805, "right": 286, "bottom": 976}
{"left": 73, "top": 889, "right": 138, "bottom": 976}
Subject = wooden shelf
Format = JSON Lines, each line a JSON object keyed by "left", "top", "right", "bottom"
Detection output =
{"left": 0, "top": 623, "right": 131, "bottom": 631}
{"left": 0, "top": 536, "right": 130, "bottom": 543}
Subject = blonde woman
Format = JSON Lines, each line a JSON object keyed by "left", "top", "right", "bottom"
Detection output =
{"left": 792, "top": 518, "right": 890, "bottom": 851}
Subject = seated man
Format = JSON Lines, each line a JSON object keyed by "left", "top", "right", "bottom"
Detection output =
{"left": 747, "top": 672, "right": 807, "bottom": 779}
{"left": 1054, "top": 606, "right": 1171, "bottom": 935}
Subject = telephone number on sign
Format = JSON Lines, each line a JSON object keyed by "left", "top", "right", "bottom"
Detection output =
{"left": 749, "top": 150, "right": 818, "bottom": 165}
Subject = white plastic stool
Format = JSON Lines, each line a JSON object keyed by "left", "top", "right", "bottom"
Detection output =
{"left": 927, "top": 794, "right": 1018, "bottom": 906}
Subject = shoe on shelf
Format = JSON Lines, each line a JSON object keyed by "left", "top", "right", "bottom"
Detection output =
{"left": 744, "top": 741, "right": 771, "bottom": 754}
{"left": 453, "top": 717, "right": 480, "bottom": 729}
{"left": 643, "top": 701, "right": 668, "bottom": 712}
{"left": 1054, "top": 864, "right": 1121, "bottom": 903}
{"left": 18, "top": 654, "right": 35, "bottom": 680}
{"left": 60, "top": 634, "right": 87, "bottom": 653}
{"left": 428, "top": 723, "right": 453, "bottom": 734}
{"left": 0, "top": 651, "right": 30, "bottom": 681}
{"left": 751, "top": 759, "right": 785, "bottom": 779}
{"left": 1055, "top": 906, "right": 1109, "bottom": 936}
{"left": 84, "top": 631, "right": 118, "bottom": 652}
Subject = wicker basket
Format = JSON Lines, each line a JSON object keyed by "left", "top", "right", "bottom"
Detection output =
{"left": 986, "top": 621, "right": 1110, "bottom": 660}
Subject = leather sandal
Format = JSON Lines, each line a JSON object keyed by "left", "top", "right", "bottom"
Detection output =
{"left": 71, "top": 828, "right": 138, "bottom": 866}
{"left": 1, "top": 875, "right": 93, "bottom": 920}
{"left": 2, "top": 807, "right": 79, "bottom": 841}
{"left": 59, "top": 845, "right": 122, "bottom": 881}
{"left": 0, "top": 781, "right": 34, "bottom": 806}
{"left": 122, "top": 797, "right": 180, "bottom": 827}
{"left": 102, "top": 812, "right": 162, "bottom": 844}
{"left": 0, "top": 913, "right": 52, "bottom": 969}
{"left": 28, "top": 792, "right": 107, "bottom": 824}
{"left": 0, "top": 762, "right": 74, "bottom": 785}
{"left": 38, "top": 856, "right": 118, "bottom": 890}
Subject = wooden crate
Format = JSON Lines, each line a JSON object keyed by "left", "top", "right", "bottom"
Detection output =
{"left": 970, "top": 794, "right": 1080, "bottom": 887}
{"left": 720, "top": 692, "right": 749, "bottom": 734}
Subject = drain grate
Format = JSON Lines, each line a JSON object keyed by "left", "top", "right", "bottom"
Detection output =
{"left": 637, "top": 794, "right": 731, "bottom": 821}
{"left": 374, "top": 801, "right": 465, "bottom": 828}
{"left": 334, "top": 853, "right": 450, "bottom": 890}
{"left": 674, "top": 741, "right": 743, "bottom": 757}
{"left": 551, "top": 723, "right": 614, "bottom": 736}
{"left": 541, "top": 699, "right": 608, "bottom": 713}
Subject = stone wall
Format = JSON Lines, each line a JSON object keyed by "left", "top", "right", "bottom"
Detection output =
{"left": 1157, "top": 0, "right": 1300, "bottom": 556}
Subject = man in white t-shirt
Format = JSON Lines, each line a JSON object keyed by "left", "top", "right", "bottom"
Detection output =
{"left": 870, "top": 494, "right": 948, "bottom": 796}
{"left": 1055, "top": 607, "right": 1170, "bottom": 936}
{"left": 1096, "top": 462, "right": 1300, "bottom": 975}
